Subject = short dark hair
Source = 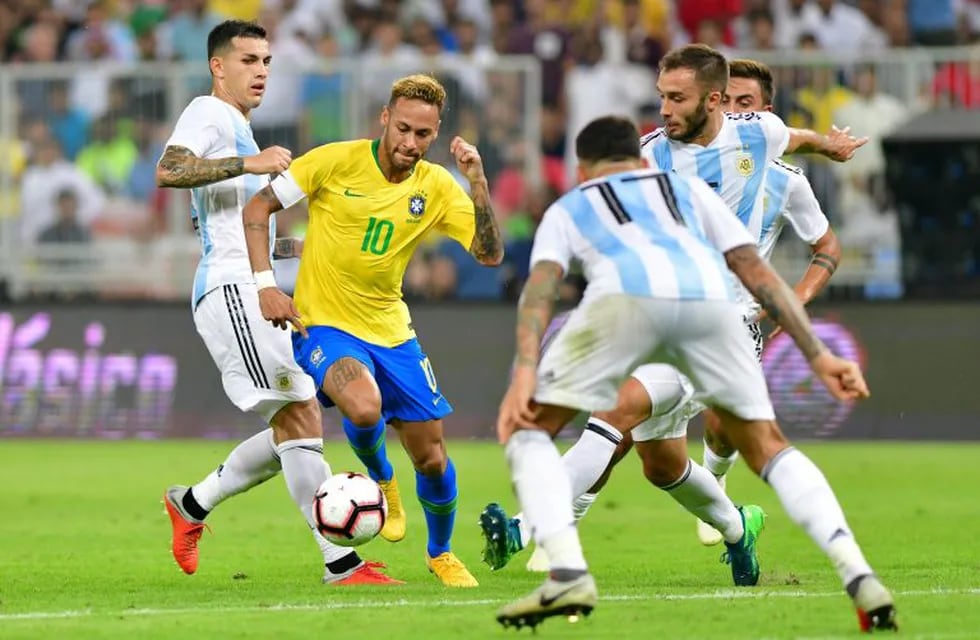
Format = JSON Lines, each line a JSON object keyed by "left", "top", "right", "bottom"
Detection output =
{"left": 207, "top": 20, "right": 267, "bottom": 59}
{"left": 659, "top": 44, "right": 729, "bottom": 93}
{"left": 728, "top": 58, "right": 775, "bottom": 106}
{"left": 575, "top": 116, "right": 640, "bottom": 164}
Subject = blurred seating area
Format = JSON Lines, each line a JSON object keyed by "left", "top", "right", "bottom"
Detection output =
{"left": 1, "top": 0, "right": 979, "bottom": 301}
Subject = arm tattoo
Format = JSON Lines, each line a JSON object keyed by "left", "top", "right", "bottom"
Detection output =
{"left": 244, "top": 185, "right": 286, "bottom": 273}
{"left": 467, "top": 180, "right": 504, "bottom": 265}
{"left": 811, "top": 251, "right": 839, "bottom": 274}
{"left": 272, "top": 238, "right": 298, "bottom": 259}
{"left": 515, "top": 262, "right": 563, "bottom": 368}
{"left": 726, "top": 245, "right": 826, "bottom": 361}
{"left": 156, "top": 146, "right": 245, "bottom": 188}
{"left": 470, "top": 203, "right": 504, "bottom": 264}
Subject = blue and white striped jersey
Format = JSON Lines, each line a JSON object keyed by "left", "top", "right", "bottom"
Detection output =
{"left": 530, "top": 168, "right": 754, "bottom": 303}
{"left": 165, "top": 96, "right": 275, "bottom": 308}
{"left": 640, "top": 111, "right": 790, "bottom": 242}
{"left": 758, "top": 158, "right": 829, "bottom": 261}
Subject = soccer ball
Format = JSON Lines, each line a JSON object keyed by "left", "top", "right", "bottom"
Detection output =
{"left": 313, "top": 472, "right": 387, "bottom": 547}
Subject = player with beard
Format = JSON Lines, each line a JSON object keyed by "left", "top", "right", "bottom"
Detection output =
{"left": 159, "top": 20, "right": 398, "bottom": 585}
{"left": 242, "top": 74, "right": 504, "bottom": 587}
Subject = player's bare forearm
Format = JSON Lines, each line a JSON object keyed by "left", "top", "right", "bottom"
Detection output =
{"left": 786, "top": 128, "right": 824, "bottom": 155}
{"left": 155, "top": 146, "right": 245, "bottom": 188}
{"left": 468, "top": 179, "right": 504, "bottom": 266}
{"left": 795, "top": 228, "right": 841, "bottom": 304}
{"left": 272, "top": 237, "right": 303, "bottom": 260}
{"left": 243, "top": 185, "right": 284, "bottom": 273}
{"left": 515, "top": 261, "right": 563, "bottom": 368}
{"left": 725, "top": 245, "right": 827, "bottom": 361}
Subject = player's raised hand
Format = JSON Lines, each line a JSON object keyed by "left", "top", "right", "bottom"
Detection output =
{"left": 809, "top": 351, "right": 869, "bottom": 401}
{"left": 496, "top": 365, "right": 539, "bottom": 444}
{"left": 824, "top": 125, "right": 868, "bottom": 162}
{"left": 245, "top": 146, "right": 292, "bottom": 175}
{"left": 449, "top": 136, "right": 486, "bottom": 184}
{"left": 257, "top": 287, "right": 307, "bottom": 337}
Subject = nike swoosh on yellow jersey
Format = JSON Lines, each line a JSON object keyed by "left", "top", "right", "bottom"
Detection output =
{"left": 344, "top": 188, "right": 366, "bottom": 198}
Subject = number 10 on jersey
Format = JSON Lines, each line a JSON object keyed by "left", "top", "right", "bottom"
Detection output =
{"left": 361, "top": 216, "right": 394, "bottom": 255}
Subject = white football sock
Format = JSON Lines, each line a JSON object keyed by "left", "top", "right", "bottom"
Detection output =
{"left": 563, "top": 419, "right": 622, "bottom": 498}
{"left": 191, "top": 428, "right": 280, "bottom": 512}
{"left": 763, "top": 447, "right": 873, "bottom": 587}
{"left": 506, "top": 430, "right": 587, "bottom": 570}
{"left": 703, "top": 439, "right": 739, "bottom": 478}
{"left": 662, "top": 460, "right": 743, "bottom": 543}
{"left": 277, "top": 438, "right": 351, "bottom": 564}
{"left": 572, "top": 492, "right": 597, "bottom": 521}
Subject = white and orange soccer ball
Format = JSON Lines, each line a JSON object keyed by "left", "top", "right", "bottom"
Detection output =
{"left": 312, "top": 472, "right": 387, "bottom": 547}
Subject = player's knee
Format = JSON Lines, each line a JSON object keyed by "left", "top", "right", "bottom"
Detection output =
{"left": 414, "top": 447, "right": 447, "bottom": 477}
{"left": 271, "top": 399, "right": 322, "bottom": 440}
{"left": 643, "top": 457, "right": 684, "bottom": 487}
{"left": 343, "top": 397, "right": 382, "bottom": 428}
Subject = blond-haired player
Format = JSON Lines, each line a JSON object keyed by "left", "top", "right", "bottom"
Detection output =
{"left": 243, "top": 74, "right": 503, "bottom": 587}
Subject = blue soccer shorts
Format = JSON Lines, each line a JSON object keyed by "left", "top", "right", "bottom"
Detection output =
{"left": 292, "top": 326, "right": 453, "bottom": 423}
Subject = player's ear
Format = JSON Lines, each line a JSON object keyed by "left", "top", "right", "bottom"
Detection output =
{"left": 209, "top": 55, "right": 223, "bottom": 78}
{"left": 765, "top": 105, "right": 773, "bottom": 112}
{"left": 380, "top": 105, "right": 390, "bottom": 128}
{"left": 576, "top": 163, "right": 587, "bottom": 184}
{"left": 706, "top": 89, "right": 723, "bottom": 111}
{"left": 640, "top": 157, "right": 650, "bottom": 168}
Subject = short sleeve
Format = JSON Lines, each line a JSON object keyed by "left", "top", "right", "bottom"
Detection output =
{"left": 165, "top": 98, "right": 224, "bottom": 158}
{"left": 433, "top": 170, "right": 476, "bottom": 248}
{"left": 688, "top": 178, "right": 755, "bottom": 254}
{"left": 529, "top": 202, "right": 575, "bottom": 273}
{"left": 757, "top": 111, "right": 790, "bottom": 161}
{"left": 783, "top": 170, "right": 830, "bottom": 244}
{"left": 271, "top": 146, "right": 328, "bottom": 208}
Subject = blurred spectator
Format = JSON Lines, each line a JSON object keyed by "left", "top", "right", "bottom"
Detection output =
{"left": 299, "top": 30, "right": 348, "bottom": 148}
{"left": 38, "top": 189, "right": 92, "bottom": 245}
{"left": 501, "top": 0, "right": 572, "bottom": 107}
{"left": 164, "top": 0, "right": 223, "bottom": 62}
{"left": 737, "top": 8, "right": 777, "bottom": 50}
{"left": 930, "top": 49, "right": 980, "bottom": 108}
{"left": 64, "top": 1, "right": 137, "bottom": 62}
{"left": 906, "top": 0, "right": 958, "bottom": 46}
{"left": 789, "top": 62, "right": 854, "bottom": 223}
{"left": 833, "top": 65, "right": 909, "bottom": 205}
{"left": 127, "top": 120, "right": 165, "bottom": 202}
{"left": 800, "top": 0, "right": 887, "bottom": 52}
{"left": 449, "top": 17, "right": 496, "bottom": 103}
{"left": 772, "top": 0, "right": 811, "bottom": 49}
{"left": 131, "top": 4, "right": 170, "bottom": 60}
{"left": 601, "top": 0, "right": 669, "bottom": 70}
{"left": 359, "top": 17, "right": 421, "bottom": 106}
{"left": 251, "top": 11, "right": 314, "bottom": 151}
{"left": 563, "top": 26, "right": 656, "bottom": 181}
{"left": 13, "top": 22, "right": 61, "bottom": 120}
{"left": 209, "top": 0, "right": 264, "bottom": 21}
{"left": 676, "top": 0, "right": 742, "bottom": 48}
{"left": 692, "top": 18, "right": 735, "bottom": 57}
{"left": 20, "top": 137, "right": 105, "bottom": 244}
{"left": 45, "top": 80, "right": 89, "bottom": 160}
{"left": 76, "top": 116, "right": 138, "bottom": 196}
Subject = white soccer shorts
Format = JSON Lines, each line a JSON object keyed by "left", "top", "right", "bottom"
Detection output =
{"left": 534, "top": 294, "right": 774, "bottom": 422}
{"left": 193, "top": 282, "right": 316, "bottom": 422}
{"left": 629, "top": 364, "right": 699, "bottom": 442}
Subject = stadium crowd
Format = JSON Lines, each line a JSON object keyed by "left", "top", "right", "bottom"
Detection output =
{"left": 2, "top": 0, "right": 979, "bottom": 301}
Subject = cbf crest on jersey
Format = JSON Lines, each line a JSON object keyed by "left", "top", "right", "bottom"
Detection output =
{"left": 736, "top": 152, "right": 755, "bottom": 177}
{"left": 408, "top": 191, "right": 427, "bottom": 218}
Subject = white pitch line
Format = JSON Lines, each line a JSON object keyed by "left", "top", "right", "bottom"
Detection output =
{"left": 0, "top": 587, "right": 977, "bottom": 623}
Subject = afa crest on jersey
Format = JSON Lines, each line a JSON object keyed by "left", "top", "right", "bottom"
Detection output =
{"left": 408, "top": 191, "right": 427, "bottom": 218}
{"left": 736, "top": 153, "right": 755, "bottom": 177}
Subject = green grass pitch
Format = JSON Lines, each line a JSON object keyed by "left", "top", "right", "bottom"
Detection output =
{"left": 1, "top": 439, "right": 977, "bottom": 639}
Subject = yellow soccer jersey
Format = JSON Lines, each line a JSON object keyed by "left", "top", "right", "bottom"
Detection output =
{"left": 270, "top": 139, "right": 476, "bottom": 347}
